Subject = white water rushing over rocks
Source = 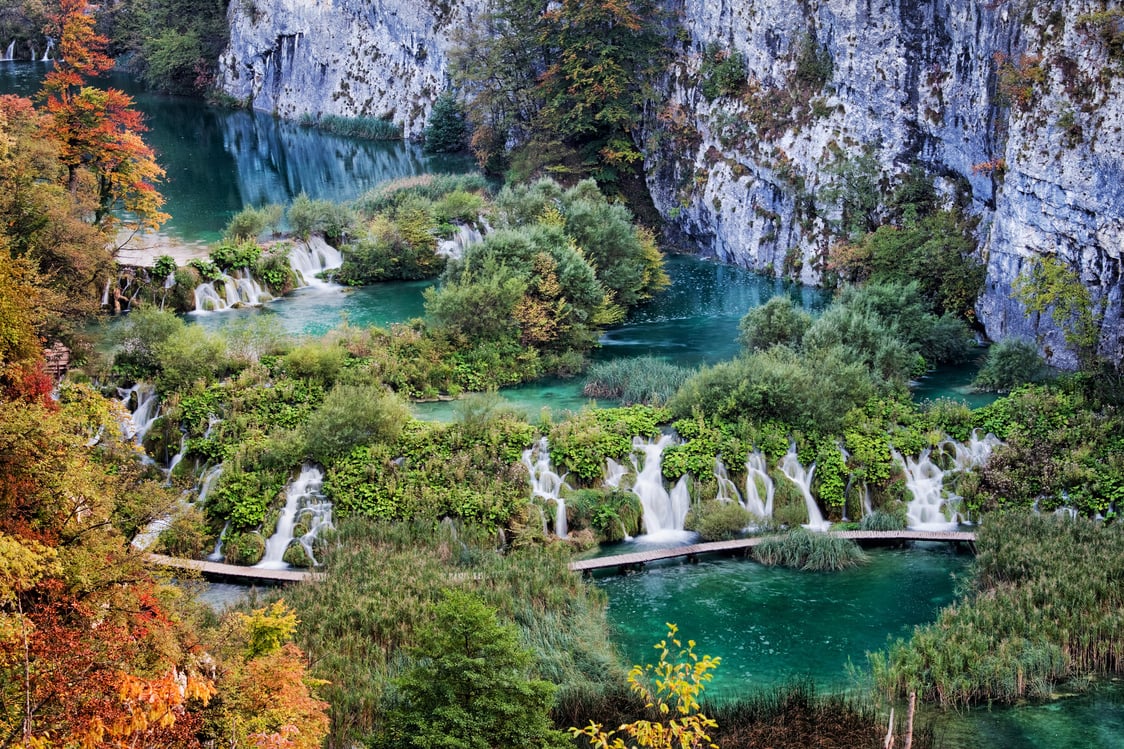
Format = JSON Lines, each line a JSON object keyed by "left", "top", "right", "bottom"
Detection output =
{"left": 524, "top": 431, "right": 1004, "bottom": 538}
{"left": 256, "top": 464, "right": 335, "bottom": 569}
{"left": 897, "top": 430, "right": 1002, "bottom": 530}
{"left": 521, "top": 438, "right": 570, "bottom": 537}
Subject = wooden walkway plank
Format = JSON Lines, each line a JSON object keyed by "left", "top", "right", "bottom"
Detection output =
{"left": 568, "top": 530, "right": 975, "bottom": 573}
{"left": 147, "top": 530, "right": 974, "bottom": 583}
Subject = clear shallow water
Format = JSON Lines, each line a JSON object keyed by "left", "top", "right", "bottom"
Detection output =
{"left": 597, "top": 545, "right": 969, "bottom": 697}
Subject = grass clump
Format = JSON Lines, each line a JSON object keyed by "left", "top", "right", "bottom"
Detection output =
{"left": 753, "top": 528, "right": 867, "bottom": 571}
{"left": 582, "top": 356, "right": 693, "bottom": 405}
{"left": 870, "top": 513, "right": 1124, "bottom": 707}
{"left": 300, "top": 112, "right": 402, "bottom": 140}
{"left": 858, "top": 510, "right": 907, "bottom": 532}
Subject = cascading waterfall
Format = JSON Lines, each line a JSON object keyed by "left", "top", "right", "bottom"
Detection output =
{"left": 2, "top": 41, "right": 14, "bottom": 61}
{"left": 743, "top": 450, "right": 775, "bottom": 520}
{"left": 196, "top": 464, "right": 223, "bottom": 505}
{"left": 779, "top": 443, "right": 828, "bottom": 531}
{"left": 193, "top": 269, "right": 272, "bottom": 312}
{"left": 630, "top": 435, "right": 691, "bottom": 536}
{"left": 40, "top": 38, "right": 52, "bottom": 61}
{"left": 288, "top": 236, "right": 343, "bottom": 288}
{"left": 714, "top": 457, "right": 741, "bottom": 504}
{"left": 521, "top": 437, "right": 569, "bottom": 537}
{"left": 256, "top": 464, "right": 333, "bottom": 569}
{"left": 897, "top": 430, "right": 1001, "bottom": 529}
{"left": 165, "top": 434, "right": 188, "bottom": 483}
{"left": 603, "top": 458, "right": 628, "bottom": 489}
{"left": 207, "top": 521, "right": 229, "bottom": 562}
{"left": 436, "top": 224, "right": 484, "bottom": 260}
{"left": 118, "top": 384, "right": 160, "bottom": 445}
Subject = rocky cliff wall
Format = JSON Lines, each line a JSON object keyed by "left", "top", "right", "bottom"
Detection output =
{"left": 218, "top": 0, "right": 1124, "bottom": 366}
{"left": 648, "top": 0, "right": 1123, "bottom": 366}
{"left": 217, "top": 0, "right": 484, "bottom": 136}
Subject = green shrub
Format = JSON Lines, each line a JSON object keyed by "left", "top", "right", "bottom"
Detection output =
{"left": 738, "top": 296, "right": 812, "bottom": 352}
{"left": 301, "top": 384, "right": 411, "bottom": 465}
{"left": 288, "top": 193, "right": 356, "bottom": 242}
{"left": 753, "top": 528, "right": 866, "bottom": 571}
{"left": 281, "top": 342, "right": 348, "bottom": 387}
{"left": 223, "top": 530, "right": 266, "bottom": 565}
{"left": 155, "top": 324, "right": 228, "bottom": 393}
{"left": 566, "top": 488, "right": 643, "bottom": 542}
{"left": 700, "top": 44, "right": 748, "bottom": 99}
{"left": 972, "top": 338, "right": 1048, "bottom": 392}
{"left": 112, "top": 305, "right": 186, "bottom": 379}
{"left": 210, "top": 240, "right": 262, "bottom": 270}
{"left": 685, "top": 500, "right": 752, "bottom": 541}
{"left": 224, "top": 205, "right": 268, "bottom": 241}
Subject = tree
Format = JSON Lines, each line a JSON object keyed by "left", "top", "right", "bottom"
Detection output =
{"left": 572, "top": 623, "right": 720, "bottom": 749}
{"left": 738, "top": 296, "right": 812, "bottom": 352}
{"left": 423, "top": 93, "right": 468, "bottom": 153}
{"left": 388, "top": 590, "right": 570, "bottom": 749}
{"left": 537, "top": 0, "right": 665, "bottom": 167}
{"left": 41, "top": 0, "right": 169, "bottom": 231}
{"left": 1014, "top": 255, "right": 1104, "bottom": 370}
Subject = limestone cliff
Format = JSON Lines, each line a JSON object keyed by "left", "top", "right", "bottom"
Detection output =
{"left": 646, "top": 0, "right": 1123, "bottom": 366}
{"left": 218, "top": 0, "right": 1124, "bottom": 366}
{"left": 217, "top": 0, "right": 484, "bottom": 136}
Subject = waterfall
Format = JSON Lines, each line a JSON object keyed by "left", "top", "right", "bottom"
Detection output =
{"left": 898, "top": 430, "right": 1001, "bottom": 530}
{"left": 118, "top": 383, "right": 160, "bottom": 445}
{"left": 2, "top": 41, "right": 14, "bottom": 61}
{"left": 192, "top": 269, "right": 272, "bottom": 312}
{"left": 207, "top": 521, "right": 229, "bottom": 562}
{"left": 630, "top": 435, "right": 691, "bottom": 535}
{"left": 288, "top": 236, "right": 343, "bottom": 288}
{"left": 521, "top": 437, "right": 569, "bottom": 537}
{"left": 744, "top": 450, "right": 775, "bottom": 520}
{"left": 165, "top": 434, "right": 188, "bottom": 483}
{"left": 256, "top": 464, "right": 331, "bottom": 568}
{"left": 101, "top": 277, "right": 112, "bottom": 307}
{"left": 131, "top": 517, "right": 171, "bottom": 551}
{"left": 436, "top": 224, "right": 484, "bottom": 260}
{"left": 40, "top": 38, "right": 53, "bottom": 61}
{"left": 196, "top": 464, "right": 223, "bottom": 505}
{"left": 603, "top": 457, "right": 628, "bottom": 489}
{"left": 294, "top": 496, "right": 333, "bottom": 566}
{"left": 779, "top": 444, "right": 828, "bottom": 531}
{"left": 714, "top": 457, "right": 742, "bottom": 504}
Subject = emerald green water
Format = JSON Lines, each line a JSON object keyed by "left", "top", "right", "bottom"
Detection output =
{"left": 597, "top": 545, "right": 969, "bottom": 697}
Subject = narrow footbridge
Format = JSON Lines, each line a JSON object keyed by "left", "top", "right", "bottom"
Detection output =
{"left": 147, "top": 553, "right": 323, "bottom": 584}
{"left": 568, "top": 530, "right": 976, "bottom": 574}
{"left": 148, "top": 530, "right": 974, "bottom": 584}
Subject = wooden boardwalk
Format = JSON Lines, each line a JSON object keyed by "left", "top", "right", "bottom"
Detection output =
{"left": 148, "top": 530, "right": 973, "bottom": 583}
{"left": 147, "top": 554, "right": 323, "bottom": 584}
{"left": 568, "top": 530, "right": 975, "bottom": 573}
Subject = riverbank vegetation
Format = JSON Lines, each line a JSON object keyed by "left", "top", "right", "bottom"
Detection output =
{"left": 871, "top": 513, "right": 1124, "bottom": 706}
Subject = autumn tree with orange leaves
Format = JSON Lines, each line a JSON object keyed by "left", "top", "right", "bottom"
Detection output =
{"left": 40, "top": 0, "right": 168, "bottom": 231}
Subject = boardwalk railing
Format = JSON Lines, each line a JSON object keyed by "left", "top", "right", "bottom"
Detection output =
{"left": 148, "top": 530, "right": 974, "bottom": 584}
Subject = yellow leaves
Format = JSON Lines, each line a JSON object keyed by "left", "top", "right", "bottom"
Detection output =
{"left": 0, "top": 534, "right": 60, "bottom": 602}
{"left": 572, "top": 623, "right": 722, "bottom": 749}
{"left": 236, "top": 599, "right": 300, "bottom": 658}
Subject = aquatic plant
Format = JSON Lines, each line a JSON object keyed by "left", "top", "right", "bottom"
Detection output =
{"left": 582, "top": 356, "right": 693, "bottom": 405}
{"left": 870, "top": 513, "right": 1124, "bottom": 706}
{"left": 753, "top": 528, "right": 867, "bottom": 571}
{"left": 685, "top": 499, "right": 753, "bottom": 541}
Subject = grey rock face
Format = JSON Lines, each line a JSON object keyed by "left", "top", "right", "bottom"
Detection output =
{"left": 644, "top": 0, "right": 1123, "bottom": 366}
{"left": 218, "top": 0, "right": 1124, "bottom": 365}
{"left": 217, "top": 0, "right": 485, "bottom": 136}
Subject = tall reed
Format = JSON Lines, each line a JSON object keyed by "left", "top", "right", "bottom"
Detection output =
{"left": 870, "top": 513, "right": 1124, "bottom": 706}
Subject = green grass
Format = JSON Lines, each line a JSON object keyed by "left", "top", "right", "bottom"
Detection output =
{"left": 753, "top": 528, "right": 867, "bottom": 571}
{"left": 299, "top": 112, "right": 403, "bottom": 140}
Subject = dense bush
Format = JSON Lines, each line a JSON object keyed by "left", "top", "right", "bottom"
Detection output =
{"left": 972, "top": 338, "right": 1049, "bottom": 392}
{"left": 738, "top": 296, "right": 812, "bottom": 352}
{"left": 301, "top": 384, "right": 411, "bottom": 465}
{"left": 288, "top": 193, "right": 356, "bottom": 243}
{"left": 699, "top": 44, "right": 748, "bottom": 99}
{"left": 685, "top": 499, "right": 753, "bottom": 541}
